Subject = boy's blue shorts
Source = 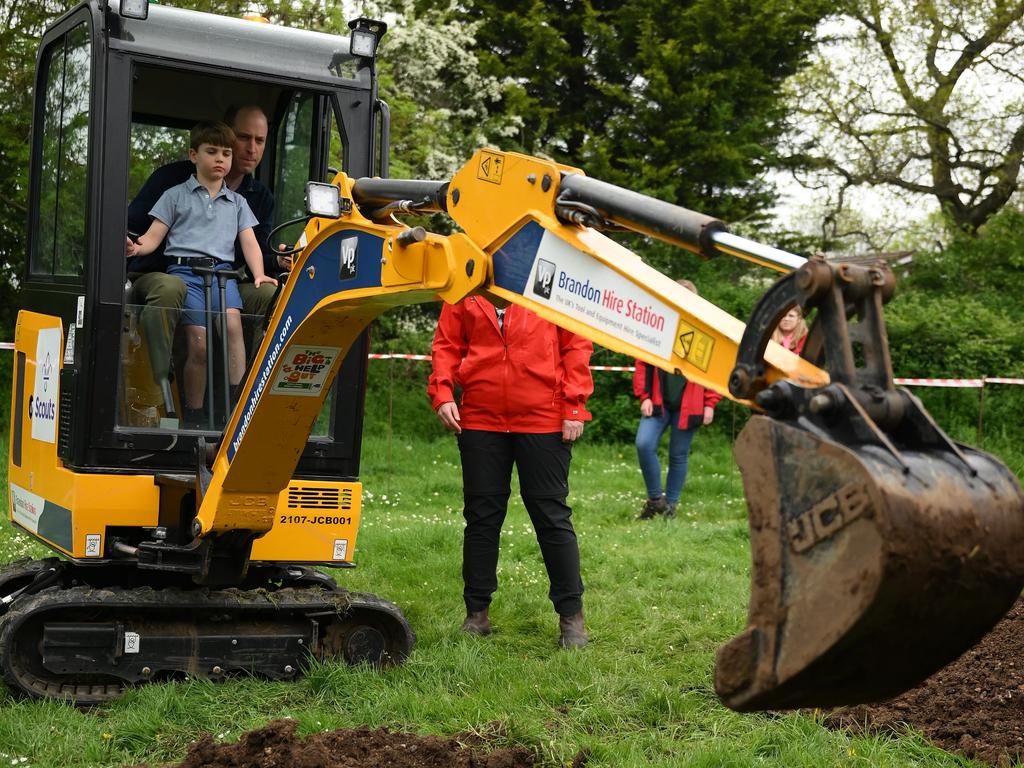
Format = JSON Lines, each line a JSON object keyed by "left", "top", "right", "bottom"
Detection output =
{"left": 167, "top": 263, "right": 243, "bottom": 327}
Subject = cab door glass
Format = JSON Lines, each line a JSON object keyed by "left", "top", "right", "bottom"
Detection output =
{"left": 128, "top": 124, "right": 189, "bottom": 200}
{"left": 32, "top": 22, "right": 92, "bottom": 279}
{"left": 273, "top": 93, "right": 316, "bottom": 228}
{"left": 327, "top": 105, "right": 345, "bottom": 174}
{"left": 273, "top": 93, "right": 335, "bottom": 438}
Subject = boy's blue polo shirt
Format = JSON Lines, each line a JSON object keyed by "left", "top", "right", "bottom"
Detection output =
{"left": 149, "top": 176, "right": 259, "bottom": 264}
{"left": 127, "top": 160, "right": 276, "bottom": 274}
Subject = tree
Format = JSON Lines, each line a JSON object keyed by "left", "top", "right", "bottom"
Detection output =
{"left": 0, "top": 1, "right": 72, "bottom": 336}
{"left": 424, "top": 0, "right": 829, "bottom": 223}
{"left": 784, "top": 0, "right": 1024, "bottom": 236}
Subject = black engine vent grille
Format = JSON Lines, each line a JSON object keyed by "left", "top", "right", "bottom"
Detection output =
{"left": 286, "top": 486, "right": 354, "bottom": 511}
{"left": 57, "top": 370, "right": 75, "bottom": 461}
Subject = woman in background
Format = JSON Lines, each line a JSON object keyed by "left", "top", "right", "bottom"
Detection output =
{"left": 633, "top": 280, "right": 721, "bottom": 520}
{"left": 772, "top": 306, "right": 809, "bottom": 354}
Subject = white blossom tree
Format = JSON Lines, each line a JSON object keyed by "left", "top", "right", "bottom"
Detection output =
{"left": 377, "top": 1, "right": 522, "bottom": 180}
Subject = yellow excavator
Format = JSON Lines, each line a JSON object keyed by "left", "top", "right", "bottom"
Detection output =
{"left": 6, "top": 0, "right": 1024, "bottom": 709}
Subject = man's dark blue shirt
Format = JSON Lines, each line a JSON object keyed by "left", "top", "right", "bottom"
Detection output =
{"left": 127, "top": 160, "right": 277, "bottom": 276}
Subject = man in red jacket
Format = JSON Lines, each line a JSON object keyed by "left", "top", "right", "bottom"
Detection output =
{"left": 428, "top": 295, "right": 594, "bottom": 648}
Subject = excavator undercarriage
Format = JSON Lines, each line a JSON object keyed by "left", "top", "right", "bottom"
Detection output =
{"left": 0, "top": 558, "right": 413, "bottom": 704}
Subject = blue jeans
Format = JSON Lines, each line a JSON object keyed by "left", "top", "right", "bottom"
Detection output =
{"left": 635, "top": 409, "right": 697, "bottom": 504}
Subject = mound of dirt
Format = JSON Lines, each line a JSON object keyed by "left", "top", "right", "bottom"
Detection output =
{"left": 828, "top": 597, "right": 1024, "bottom": 767}
{"left": 163, "top": 718, "right": 535, "bottom": 768}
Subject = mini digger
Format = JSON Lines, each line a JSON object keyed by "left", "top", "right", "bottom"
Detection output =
{"left": 6, "top": 0, "right": 1024, "bottom": 710}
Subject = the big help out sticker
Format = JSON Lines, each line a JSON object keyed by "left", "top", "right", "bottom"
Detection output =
{"left": 271, "top": 346, "right": 341, "bottom": 396}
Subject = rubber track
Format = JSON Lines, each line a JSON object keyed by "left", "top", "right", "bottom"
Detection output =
{"left": 0, "top": 577, "right": 414, "bottom": 704}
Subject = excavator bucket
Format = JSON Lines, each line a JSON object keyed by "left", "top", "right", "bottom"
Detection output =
{"left": 718, "top": 414, "right": 1024, "bottom": 710}
{"left": 716, "top": 258, "right": 1024, "bottom": 711}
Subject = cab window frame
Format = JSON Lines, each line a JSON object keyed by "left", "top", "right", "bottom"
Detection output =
{"left": 111, "top": 64, "right": 347, "bottom": 442}
{"left": 27, "top": 12, "right": 95, "bottom": 284}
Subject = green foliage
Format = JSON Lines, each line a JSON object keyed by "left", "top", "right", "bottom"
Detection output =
{"left": 362, "top": 303, "right": 450, "bottom": 442}
{"left": 886, "top": 293, "right": 1024, "bottom": 378}
{"left": 0, "top": 1, "right": 71, "bottom": 333}
{"left": 584, "top": 347, "right": 638, "bottom": 445}
{"left": 376, "top": 0, "right": 522, "bottom": 181}
{"left": 128, "top": 125, "right": 190, "bottom": 200}
{"left": 910, "top": 206, "right": 1024, "bottom": 296}
{"left": 599, "top": 0, "right": 830, "bottom": 221}
{"left": 0, "top": 353, "right": 11, "bottom": 437}
{"left": 880, "top": 204, "right": 1024, "bottom": 436}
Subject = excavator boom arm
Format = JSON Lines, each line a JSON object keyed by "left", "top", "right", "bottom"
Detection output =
{"left": 196, "top": 150, "right": 826, "bottom": 539}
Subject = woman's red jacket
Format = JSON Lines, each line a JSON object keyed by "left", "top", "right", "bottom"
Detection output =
{"left": 428, "top": 296, "right": 593, "bottom": 433}
{"left": 632, "top": 360, "right": 722, "bottom": 429}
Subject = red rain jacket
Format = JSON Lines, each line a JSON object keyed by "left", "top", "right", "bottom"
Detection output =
{"left": 428, "top": 296, "right": 593, "bottom": 433}
{"left": 632, "top": 360, "right": 722, "bottom": 430}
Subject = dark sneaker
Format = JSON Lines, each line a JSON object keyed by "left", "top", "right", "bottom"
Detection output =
{"left": 558, "top": 611, "right": 588, "bottom": 649}
{"left": 665, "top": 501, "right": 678, "bottom": 519}
{"left": 461, "top": 609, "right": 492, "bottom": 636}
{"left": 181, "top": 407, "right": 207, "bottom": 430}
{"left": 637, "top": 496, "right": 669, "bottom": 520}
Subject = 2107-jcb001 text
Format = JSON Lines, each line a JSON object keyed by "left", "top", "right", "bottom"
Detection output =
{"left": 279, "top": 515, "right": 353, "bottom": 526}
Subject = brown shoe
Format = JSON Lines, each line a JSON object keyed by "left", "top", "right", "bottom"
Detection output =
{"left": 461, "top": 608, "right": 492, "bottom": 636}
{"left": 558, "top": 611, "right": 588, "bottom": 649}
{"left": 637, "top": 496, "right": 669, "bottom": 520}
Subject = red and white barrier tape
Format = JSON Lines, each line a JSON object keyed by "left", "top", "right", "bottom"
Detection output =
{"left": 2, "top": 344, "right": 1021, "bottom": 386}
{"left": 368, "top": 354, "right": 1019, "bottom": 384}
{"left": 893, "top": 377, "right": 984, "bottom": 388}
{"left": 367, "top": 354, "right": 636, "bottom": 371}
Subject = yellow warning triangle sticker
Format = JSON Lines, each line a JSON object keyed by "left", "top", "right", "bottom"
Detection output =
{"left": 674, "top": 319, "right": 715, "bottom": 371}
{"left": 477, "top": 150, "right": 504, "bottom": 184}
{"left": 677, "top": 330, "right": 694, "bottom": 358}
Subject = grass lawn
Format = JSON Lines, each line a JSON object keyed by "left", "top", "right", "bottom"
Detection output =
{"left": 0, "top": 428, "right": 1003, "bottom": 768}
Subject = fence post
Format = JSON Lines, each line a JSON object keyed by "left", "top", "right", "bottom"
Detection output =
{"left": 977, "top": 377, "right": 986, "bottom": 446}
{"left": 387, "top": 356, "right": 394, "bottom": 484}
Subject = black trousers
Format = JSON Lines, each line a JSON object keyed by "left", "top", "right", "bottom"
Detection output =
{"left": 457, "top": 429, "right": 584, "bottom": 617}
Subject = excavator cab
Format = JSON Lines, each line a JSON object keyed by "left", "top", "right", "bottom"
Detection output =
{"left": 15, "top": 0, "right": 383, "bottom": 559}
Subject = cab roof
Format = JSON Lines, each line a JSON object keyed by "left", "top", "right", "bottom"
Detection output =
{"left": 91, "top": 0, "right": 368, "bottom": 88}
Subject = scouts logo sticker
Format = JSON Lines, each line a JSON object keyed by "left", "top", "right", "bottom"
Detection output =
{"left": 31, "top": 327, "right": 61, "bottom": 443}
